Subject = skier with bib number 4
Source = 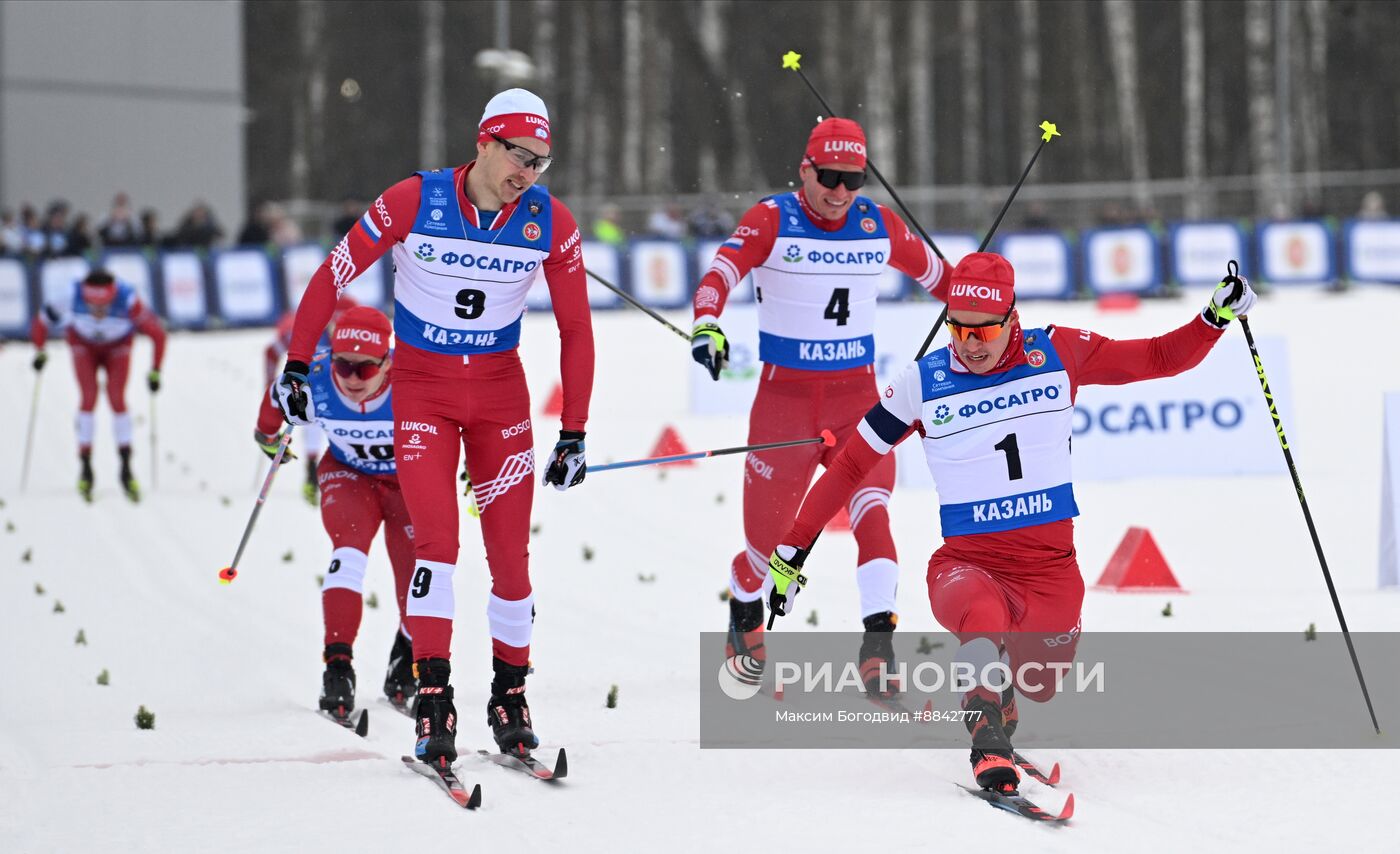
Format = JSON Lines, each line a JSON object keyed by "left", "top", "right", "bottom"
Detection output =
{"left": 256, "top": 306, "right": 418, "bottom": 723}
{"left": 690, "top": 117, "right": 952, "bottom": 695}
{"left": 271, "top": 89, "right": 593, "bottom": 774}
{"left": 767, "top": 252, "right": 1255, "bottom": 794}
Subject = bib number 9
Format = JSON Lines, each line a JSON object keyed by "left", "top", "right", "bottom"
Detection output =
{"left": 455, "top": 288, "right": 487, "bottom": 320}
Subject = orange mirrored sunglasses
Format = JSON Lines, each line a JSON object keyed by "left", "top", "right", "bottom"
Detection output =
{"left": 944, "top": 309, "right": 1012, "bottom": 343}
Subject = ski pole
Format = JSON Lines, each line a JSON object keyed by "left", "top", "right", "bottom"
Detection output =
{"left": 590, "top": 429, "right": 836, "bottom": 474}
{"left": 20, "top": 367, "right": 44, "bottom": 492}
{"left": 586, "top": 268, "right": 691, "bottom": 342}
{"left": 1225, "top": 259, "right": 1380, "bottom": 735}
{"left": 218, "top": 429, "right": 294, "bottom": 585}
{"left": 783, "top": 51, "right": 944, "bottom": 262}
{"left": 911, "top": 120, "right": 1062, "bottom": 360}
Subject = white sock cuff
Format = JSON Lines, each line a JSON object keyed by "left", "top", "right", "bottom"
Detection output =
{"left": 76, "top": 411, "right": 95, "bottom": 445}
{"left": 321, "top": 547, "right": 368, "bottom": 593}
{"left": 856, "top": 557, "right": 899, "bottom": 618}
{"left": 112, "top": 412, "right": 133, "bottom": 446}
{"left": 405, "top": 559, "right": 456, "bottom": 620}
{"left": 487, "top": 592, "right": 536, "bottom": 649}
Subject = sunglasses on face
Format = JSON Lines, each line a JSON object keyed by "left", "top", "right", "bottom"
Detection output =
{"left": 331, "top": 356, "right": 385, "bottom": 380}
{"left": 490, "top": 133, "right": 553, "bottom": 173}
{"left": 809, "top": 164, "right": 867, "bottom": 191}
{"left": 945, "top": 309, "right": 1014, "bottom": 343}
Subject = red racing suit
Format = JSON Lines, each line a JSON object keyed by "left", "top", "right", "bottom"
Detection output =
{"left": 783, "top": 313, "right": 1226, "bottom": 701}
{"left": 285, "top": 163, "right": 593, "bottom": 667}
{"left": 694, "top": 191, "right": 951, "bottom": 618}
{"left": 32, "top": 281, "right": 166, "bottom": 453}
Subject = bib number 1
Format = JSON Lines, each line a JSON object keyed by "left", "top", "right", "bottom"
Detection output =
{"left": 994, "top": 432, "right": 1023, "bottom": 481}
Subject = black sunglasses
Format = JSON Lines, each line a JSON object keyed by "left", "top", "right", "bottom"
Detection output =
{"left": 807, "top": 161, "right": 867, "bottom": 191}
{"left": 489, "top": 133, "right": 554, "bottom": 173}
{"left": 331, "top": 356, "right": 386, "bottom": 380}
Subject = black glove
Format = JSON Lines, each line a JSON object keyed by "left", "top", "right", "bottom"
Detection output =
{"left": 691, "top": 321, "right": 729, "bottom": 381}
{"left": 147, "top": 369, "right": 161, "bottom": 393}
{"left": 32, "top": 351, "right": 47, "bottom": 372}
{"left": 541, "top": 430, "right": 586, "bottom": 491}
{"left": 270, "top": 360, "right": 313, "bottom": 426}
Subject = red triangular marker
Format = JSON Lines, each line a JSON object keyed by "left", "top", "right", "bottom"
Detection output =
{"left": 1094, "top": 526, "right": 1185, "bottom": 592}
{"left": 541, "top": 382, "right": 564, "bottom": 416}
{"left": 648, "top": 426, "right": 694, "bottom": 466}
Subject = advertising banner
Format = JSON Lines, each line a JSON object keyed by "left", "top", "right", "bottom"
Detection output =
{"left": 1345, "top": 219, "right": 1400, "bottom": 283}
{"left": 159, "top": 252, "right": 208, "bottom": 328}
{"left": 1083, "top": 226, "right": 1159, "bottom": 294}
{"left": 630, "top": 240, "right": 690, "bottom": 308}
{"left": 1170, "top": 222, "right": 1247, "bottom": 286}
{"left": 0, "top": 258, "right": 29, "bottom": 334}
{"left": 998, "top": 231, "right": 1074, "bottom": 298}
{"left": 1258, "top": 220, "right": 1334, "bottom": 285}
{"left": 100, "top": 251, "right": 156, "bottom": 307}
{"left": 213, "top": 249, "right": 279, "bottom": 325}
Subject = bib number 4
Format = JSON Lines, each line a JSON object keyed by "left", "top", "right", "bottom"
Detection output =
{"left": 824, "top": 288, "right": 851, "bottom": 326}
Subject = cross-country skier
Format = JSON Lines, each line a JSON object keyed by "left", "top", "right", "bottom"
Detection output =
{"left": 264, "top": 295, "right": 359, "bottom": 505}
{"left": 690, "top": 117, "right": 952, "bottom": 692}
{"left": 766, "top": 252, "right": 1256, "bottom": 792}
{"left": 271, "top": 89, "right": 593, "bottom": 769}
{"left": 256, "top": 306, "right": 417, "bottom": 721}
{"left": 30, "top": 269, "right": 166, "bottom": 501}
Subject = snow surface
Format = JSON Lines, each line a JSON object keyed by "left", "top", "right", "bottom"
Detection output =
{"left": 2, "top": 285, "right": 1398, "bottom": 852}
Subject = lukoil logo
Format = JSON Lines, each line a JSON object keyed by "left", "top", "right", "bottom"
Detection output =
{"left": 949, "top": 283, "right": 1004, "bottom": 302}
{"left": 335, "top": 327, "right": 383, "bottom": 345}
{"left": 415, "top": 243, "right": 436, "bottom": 262}
{"left": 822, "top": 139, "right": 866, "bottom": 157}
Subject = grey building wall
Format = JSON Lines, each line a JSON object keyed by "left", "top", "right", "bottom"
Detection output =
{"left": 0, "top": 0, "right": 244, "bottom": 238}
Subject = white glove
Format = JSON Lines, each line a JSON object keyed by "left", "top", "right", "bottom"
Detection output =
{"left": 1205, "top": 274, "right": 1257, "bottom": 327}
{"left": 271, "top": 361, "right": 315, "bottom": 427}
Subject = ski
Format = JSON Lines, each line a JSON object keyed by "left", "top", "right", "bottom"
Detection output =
{"left": 402, "top": 756, "right": 482, "bottom": 809}
{"left": 959, "top": 784, "right": 1073, "bottom": 824}
{"left": 478, "top": 747, "right": 567, "bottom": 781}
{"left": 318, "top": 707, "right": 369, "bottom": 737}
{"left": 1012, "top": 751, "right": 1061, "bottom": 786}
{"left": 381, "top": 695, "right": 414, "bottom": 719}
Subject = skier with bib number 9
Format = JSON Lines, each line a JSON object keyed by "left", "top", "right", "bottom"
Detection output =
{"left": 270, "top": 89, "right": 594, "bottom": 770}
{"left": 690, "top": 117, "right": 952, "bottom": 693}
{"left": 767, "top": 252, "right": 1255, "bottom": 792}
{"left": 255, "top": 306, "right": 417, "bottom": 722}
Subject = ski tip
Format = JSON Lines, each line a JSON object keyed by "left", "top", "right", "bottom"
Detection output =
{"left": 467, "top": 783, "right": 483, "bottom": 810}
{"left": 355, "top": 710, "right": 370, "bottom": 737}
{"left": 552, "top": 747, "right": 568, "bottom": 780}
{"left": 1057, "top": 793, "right": 1074, "bottom": 821}
{"left": 1046, "top": 762, "right": 1061, "bottom": 786}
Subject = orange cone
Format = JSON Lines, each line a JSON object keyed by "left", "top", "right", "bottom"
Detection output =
{"left": 541, "top": 382, "right": 564, "bottom": 416}
{"left": 1094, "top": 527, "right": 1185, "bottom": 592}
{"left": 648, "top": 426, "right": 694, "bottom": 466}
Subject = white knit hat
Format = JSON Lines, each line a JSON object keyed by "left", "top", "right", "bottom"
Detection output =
{"left": 478, "top": 88, "right": 551, "bottom": 145}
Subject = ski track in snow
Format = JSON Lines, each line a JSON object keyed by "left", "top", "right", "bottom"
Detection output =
{"left": 2, "top": 286, "right": 1397, "bottom": 852}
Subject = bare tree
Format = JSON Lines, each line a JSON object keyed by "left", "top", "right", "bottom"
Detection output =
{"left": 533, "top": 0, "right": 557, "bottom": 105}
{"left": 290, "top": 0, "right": 326, "bottom": 202}
{"left": 867, "top": 2, "right": 897, "bottom": 177}
{"left": 959, "top": 0, "right": 981, "bottom": 188}
{"left": 678, "top": 1, "right": 762, "bottom": 193}
{"left": 908, "top": 1, "right": 935, "bottom": 216}
{"left": 1182, "top": 0, "right": 1208, "bottom": 218}
{"left": 1104, "top": 0, "right": 1153, "bottom": 214}
{"left": 419, "top": 0, "right": 446, "bottom": 168}
{"left": 621, "top": 0, "right": 644, "bottom": 193}
{"left": 643, "top": 2, "right": 672, "bottom": 192}
{"left": 1297, "top": 0, "right": 1329, "bottom": 205}
{"left": 1018, "top": 0, "right": 1041, "bottom": 163}
{"left": 567, "top": 3, "right": 592, "bottom": 201}
{"left": 1245, "top": 0, "right": 1279, "bottom": 216}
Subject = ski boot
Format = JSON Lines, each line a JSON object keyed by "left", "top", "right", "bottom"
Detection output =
{"left": 725, "top": 596, "right": 767, "bottom": 671}
{"left": 118, "top": 446, "right": 140, "bottom": 503}
{"left": 78, "top": 453, "right": 94, "bottom": 503}
{"left": 486, "top": 658, "right": 539, "bottom": 758}
{"left": 319, "top": 643, "right": 356, "bottom": 720}
{"left": 383, "top": 630, "right": 416, "bottom": 710}
{"left": 413, "top": 658, "right": 458, "bottom": 767}
{"left": 965, "top": 688, "right": 1020, "bottom": 791}
{"left": 858, "top": 611, "right": 900, "bottom": 701}
{"left": 1001, "top": 683, "right": 1019, "bottom": 739}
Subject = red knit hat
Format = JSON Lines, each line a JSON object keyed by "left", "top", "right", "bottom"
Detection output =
{"left": 946, "top": 252, "right": 1016, "bottom": 315}
{"left": 330, "top": 305, "right": 392, "bottom": 358}
{"left": 805, "top": 117, "right": 867, "bottom": 168}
